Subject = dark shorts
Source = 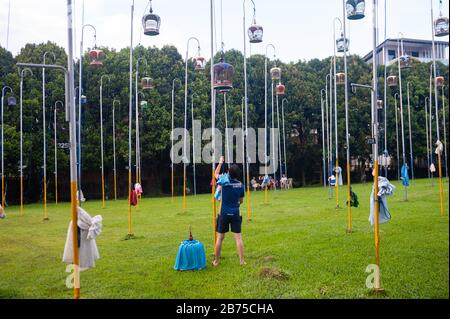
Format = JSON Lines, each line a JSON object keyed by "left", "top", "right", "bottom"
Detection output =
{"left": 216, "top": 214, "right": 242, "bottom": 234}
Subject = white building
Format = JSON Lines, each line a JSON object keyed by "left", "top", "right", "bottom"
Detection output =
{"left": 362, "top": 38, "right": 449, "bottom": 66}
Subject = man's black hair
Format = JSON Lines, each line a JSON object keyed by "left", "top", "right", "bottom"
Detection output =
{"left": 229, "top": 164, "right": 240, "bottom": 180}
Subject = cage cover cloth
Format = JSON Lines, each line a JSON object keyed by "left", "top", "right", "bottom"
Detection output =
{"left": 174, "top": 240, "right": 206, "bottom": 271}
{"left": 369, "top": 176, "right": 395, "bottom": 226}
{"left": 214, "top": 173, "right": 230, "bottom": 201}
{"left": 401, "top": 163, "right": 410, "bottom": 187}
{"left": 63, "top": 207, "right": 102, "bottom": 271}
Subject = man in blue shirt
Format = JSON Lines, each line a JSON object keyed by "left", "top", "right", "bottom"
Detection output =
{"left": 213, "top": 156, "right": 246, "bottom": 267}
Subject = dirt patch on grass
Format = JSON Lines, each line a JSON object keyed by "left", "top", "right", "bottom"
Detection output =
{"left": 262, "top": 255, "right": 275, "bottom": 262}
{"left": 258, "top": 267, "right": 290, "bottom": 281}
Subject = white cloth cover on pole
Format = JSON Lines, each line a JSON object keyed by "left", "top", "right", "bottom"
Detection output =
{"left": 435, "top": 140, "right": 443, "bottom": 155}
{"left": 369, "top": 176, "right": 395, "bottom": 226}
{"left": 63, "top": 206, "right": 102, "bottom": 271}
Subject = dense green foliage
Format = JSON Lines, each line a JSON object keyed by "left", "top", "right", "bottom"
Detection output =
{"left": 0, "top": 179, "right": 448, "bottom": 298}
{"left": 0, "top": 42, "right": 448, "bottom": 202}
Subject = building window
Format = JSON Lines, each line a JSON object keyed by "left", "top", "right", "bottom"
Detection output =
{"left": 388, "top": 49, "right": 396, "bottom": 61}
{"left": 412, "top": 51, "right": 419, "bottom": 57}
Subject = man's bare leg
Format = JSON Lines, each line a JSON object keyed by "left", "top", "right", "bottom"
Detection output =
{"left": 213, "top": 232, "right": 225, "bottom": 266}
{"left": 233, "top": 233, "right": 246, "bottom": 265}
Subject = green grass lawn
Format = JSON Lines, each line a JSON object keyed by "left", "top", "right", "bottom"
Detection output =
{"left": 0, "top": 178, "right": 448, "bottom": 299}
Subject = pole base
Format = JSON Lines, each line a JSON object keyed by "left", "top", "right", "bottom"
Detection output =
{"left": 43, "top": 217, "right": 50, "bottom": 221}
{"left": 346, "top": 228, "right": 353, "bottom": 234}
{"left": 124, "top": 233, "right": 136, "bottom": 240}
{"left": 370, "top": 287, "right": 386, "bottom": 295}
{"left": 335, "top": 205, "right": 340, "bottom": 209}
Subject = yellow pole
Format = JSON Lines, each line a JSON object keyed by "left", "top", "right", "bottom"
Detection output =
{"left": 438, "top": 154, "right": 444, "bottom": 216}
{"left": 1, "top": 175, "right": 4, "bottom": 209}
{"left": 128, "top": 169, "right": 133, "bottom": 236}
{"left": 55, "top": 174, "right": 58, "bottom": 205}
{"left": 183, "top": 164, "right": 187, "bottom": 210}
{"left": 335, "top": 158, "right": 339, "bottom": 208}
{"left": 373, "top": 161, "right": 382, "bottom": 291}
{"left": 20, "top": 175, "right": 23, "bottom": 215}
{"left": 346, "top": 162, "right": 352, "bottom": 233}
{"left": 171, "top": 167, "right": 174, "bottom": 202}
{"left": 113, "top": 171, "right": 117, "bottom": 201}
{"left": 246, "top": 169, "right": 251, "bottom": 222}
{"left": 101, "top": 173, "right": 105, "bottom": 209}
{"left": 43, "top": 175, "right": 48, "bottom": 220}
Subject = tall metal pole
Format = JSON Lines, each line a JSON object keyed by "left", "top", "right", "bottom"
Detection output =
{"left": 78, "top": 22, "right": 97, "bottom": 204}
{"left": 425, "top": 97, "right": 431, "bottom": 180}
{"left": 100, "top": 75, "right": 110, "bottom": 209}
{"left": 383, "top": 0, "right": 388, "bottom": 178}
{"left": 243, "top": 0, "right": 256, "bottom": 221}
{"left": 429, "top": 68, "right": 434, "bottom": 186}
{"left": 210, "top": 0, "right": 217, "bottom": 248}
{"left": 135, "top": 57, "right": 147, "bottom": 200}
{"left": 276, "top": 93, "right": 283, "bottom": 182}
{"left": 20, "top": 68, "right": 33, "bottom": 216}
{"left": 326, "top": 73, "right": 332, "bottom": 198}
{"left": 333, "top": 18, "right": 341, "bottom": 209}
{"left": 1, "top": 86, "right": 13, "bottom": 210}
{"left": 67, "top": 0, "right": 80, "bottom": 299}
{"left": 281, "top": 98, "right": 288, "bottom": 183}
{"left": 42, "top": 52, "right": 55, "bottom": 220}
{"left": 328, "top": 66, "right": 333, "bottom": 198}
{"left": 372, "top": 0, "right": 382, "bottom": 292}
{"left": 241, "top": 97, "right": 246, "bottom": 185}
{"left": 431, "top": 0, "right": 445, "bottom": 216}
{"left": 184, "top": 37, "right": 200, "bottom": 211}
{"left": 321, "top": 90, "right": 327, "bottom": 188}
{"left": 112, "top": 99, "right": 119, "bottom": 200}
{"left": 442, "top": 86, "right": 448, "bottom": 179}
{"left": 127, "top": 0, "right": 135, "bottom": 237}
{"left": 54, "top": 101, "right": 63, "bottom": 205}
{"left": 394, "top": 93, "right": 400, "bottom": 181}
{"left": 342, "top": 3, "right": 352, "bottom": 232}
{"left": 264, "top": 44, "right": 275, "bottom": 203}
{"left": 406, "top": 82, "right": 414, "bottom": 183}
{"left": 271, "top": 80, "right": 276, "bottom": 191}
{"left": 397, "top": 35, "right": 407, "bottom": 200}
{"left": 171, "top": 79, "right": 178, "bottom": 202}
{"left": 191, "top": 94, "right": 197, "bottom": 196}
{"left": 224, "top": 93, "right": 230, "bottom": 165}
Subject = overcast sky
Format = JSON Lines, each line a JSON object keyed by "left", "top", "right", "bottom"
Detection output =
{"left": 1, "top": 0, "right": 449, "bottom": 62}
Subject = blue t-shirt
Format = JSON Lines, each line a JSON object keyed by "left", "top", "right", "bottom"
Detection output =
{"left": 220, "top": 179, "right": 245, "bottom": 216}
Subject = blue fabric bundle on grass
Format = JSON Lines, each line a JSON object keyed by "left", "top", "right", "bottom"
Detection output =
{"left": 174, "top": 240, "right": 206, "bottom": 271}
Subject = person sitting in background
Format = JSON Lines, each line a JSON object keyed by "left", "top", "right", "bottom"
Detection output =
{"left": 269, "top": 176, "right": 275, "bottom": 190}
{"left": 250, "top": 177, "right": 260, "bottom": 191}
{"left": 280, "top": 174, "right": 288, "bottom": 189}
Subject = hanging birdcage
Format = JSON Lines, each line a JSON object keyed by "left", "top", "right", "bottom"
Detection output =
{"left": 213, "top": 56, "right": 235, "bottom": 91}
{"left": 248, "top": 21, "right": 264, "bottom": 43}
{"left": 80, "top": 95, "right": 87, "bottom": 105}
{"left": 377, "top": 100, "right": 384, "bottom": 109}
{"left": 346, "top": 0, "right": 365, "bottom": 20}
{"left": 336, "top": 72, "right": 346, "bottom": 85}
{"left": 142, "top": 0, "right": 161, "bottom": 36}
{"left": 276, "top": 83, "right": 286, "bottom": 96}
{"left": 387, "top": 75, "right": 398, "bottom": 88}
{"left": 270, "top": 67, "right": 281, "bottom": 81}
{"left": 141, "top": 77, "right": 154, "bottom": 90}
{"left": 336, "top": 34, "right": 350, "bottom": 53}
{"left": 193, "top": 56, "right": 206, "bottom": 71}
{"left": 7, "top": 96, "right": 16, "bottom": 106}
{"left": 435, "top": 16, "right": 449, "bottom": 37}
{"left": 399, "top": 55, "right": 412, "bottom": 69}
{"left": 89, "top": 49, "right": 105, "bottom": 67}
{"left": 436, "top": 76, "right": 445, "bottom": 88}
{"left": 140, "top": 101, "right": 148, "bottom": 108}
